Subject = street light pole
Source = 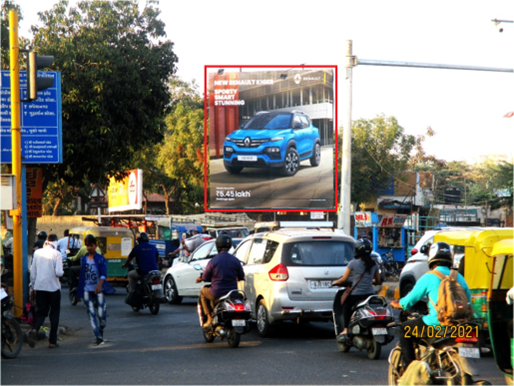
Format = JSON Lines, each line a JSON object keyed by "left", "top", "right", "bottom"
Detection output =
{"left": 337, "top": 40, "right": 355, "bottom": 234}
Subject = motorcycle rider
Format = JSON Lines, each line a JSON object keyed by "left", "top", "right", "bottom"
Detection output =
{"left": 332, "top": 238, "right": 381, "bottom": 340}
{"left": 33, "top": 230, "right": 47, "bottom": 252}
{"left": 122, "top": 232, "right": 159, "bottom": 292}
{"left": 390, "top": 242, "right": 471, "bottom": 368}
{"left": 196, "top": 235, "right": 244, "bottom": 329}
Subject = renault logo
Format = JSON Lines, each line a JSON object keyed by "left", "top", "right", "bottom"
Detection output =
{"left": 244, "top": 137, "right": 251, "bottom": 147}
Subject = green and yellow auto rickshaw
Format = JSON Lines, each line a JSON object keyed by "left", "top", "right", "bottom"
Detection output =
{"left": 488, "top": 238, "right": 513, "bottom": 385}
{"left": 69, "top": 226, "right": 134, "bottom": 283}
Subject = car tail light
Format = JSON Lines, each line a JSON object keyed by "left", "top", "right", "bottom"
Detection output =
{"left": 269, "top": 264, "right": 288, "bottom": 281}
{"left": 411, "top": 248, "right": 418, "bottom": 256}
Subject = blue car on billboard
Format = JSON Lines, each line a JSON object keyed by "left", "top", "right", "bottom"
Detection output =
{"left": 223, "top": 111, "right": 321, "bottom": 176}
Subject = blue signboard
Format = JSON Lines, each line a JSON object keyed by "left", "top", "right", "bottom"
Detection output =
{"left": 1, "top": 70, "right": 62, "bottom": 164}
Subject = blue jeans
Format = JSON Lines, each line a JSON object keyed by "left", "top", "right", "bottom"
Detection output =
{"left": 83, "top": 291, "right": 106, "bottom": 339}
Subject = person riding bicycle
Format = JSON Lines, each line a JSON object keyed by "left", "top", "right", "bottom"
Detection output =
{"left": 390, "top": 242, "right": 471, "bottom": 368}
{"left": 122, "top": 232, "right": 159, "bottom": 292}
{"left": 332, "top": 238, "right": 381, "bottom": 341}
{"left": 196, "top": 235, "right": 244, "bottom": 329}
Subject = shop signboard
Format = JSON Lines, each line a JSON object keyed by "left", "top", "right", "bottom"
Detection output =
{"left": 378, "top": 214, "right": 407, "bottom": 228}
{"left": 354, "top": 212, "right": 372, "bottom": 227}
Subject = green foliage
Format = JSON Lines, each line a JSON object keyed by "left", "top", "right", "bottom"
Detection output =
{"left": 29, "top": 0, "right": 177, "bottom": 187}
{"left": 1, "top": 1, "right": 30, "bottom": 69}
{"left": 340, "top": 115, "right": 417, "bottom": 205}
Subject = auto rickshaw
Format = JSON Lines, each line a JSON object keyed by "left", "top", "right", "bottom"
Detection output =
{"left": 433, "top": 228, "right": 513, "bottom": 342}
{"left": 69, "top": 226, "right": 134, "bottom": 283}
{"left": 488, "top": 238, "right": 513, "bottom": 385}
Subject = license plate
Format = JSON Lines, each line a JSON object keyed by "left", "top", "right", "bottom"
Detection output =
{"left": 372, "top": 328, "right": 388, "bottom": 335}
{"left": 232, "top": 319, "right": 246, "bottom": 327}
{"left": 237, "top": 156, "right": 257, "bottom": 161}
{"left": 459, "top": 347, "right": 480, "bottom": 358}
{"left": 309, "top": 280, "right": 333, "bottom": 289}
{"left": 151, "top": 284, "right": 162, "bottom": 290}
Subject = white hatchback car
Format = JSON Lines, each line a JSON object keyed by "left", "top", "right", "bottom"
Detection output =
{"left": 162, "top": 239, "right": 240, "bottom": 304}
{"left": 233, "top": 228, "right": 355, "bottom": 337}
{"left": 399, "top": 227, "right": 481, "bottom": 297}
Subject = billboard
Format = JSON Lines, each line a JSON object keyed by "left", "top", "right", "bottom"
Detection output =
{"left": 205, "top": 66, "right": 337, "bottom": 211}
{"left": 107, "top": 169, "right": 143, "bottom": 212}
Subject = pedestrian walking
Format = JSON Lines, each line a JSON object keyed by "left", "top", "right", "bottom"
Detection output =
{"left": 76, "top": 235, "right": 112, "bottom": 346}
{"left": 29, "top": 234, "right": 64, "bottom": 348}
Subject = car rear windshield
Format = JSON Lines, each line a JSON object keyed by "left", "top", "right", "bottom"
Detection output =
{"left": 243, "top": 114, "right": 292, "bottom": 130}
{"left": 281, "top": 240, "right": 353, "bottom": 266}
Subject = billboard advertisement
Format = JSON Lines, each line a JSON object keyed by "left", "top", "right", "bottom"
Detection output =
{"left": 107, "top": 169, "right": 143, "bottom": 212}
{"left": 205, "top": 66, "right": 337, "bottom": 211}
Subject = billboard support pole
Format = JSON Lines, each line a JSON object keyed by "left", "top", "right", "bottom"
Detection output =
{"left": 338, "top": 40, "right": 354, "bottom": 234}
{"left": 9, "top": 11, "right": 23, "bottom": 316}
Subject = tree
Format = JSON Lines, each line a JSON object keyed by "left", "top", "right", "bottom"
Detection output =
{"left": 1, "top": 1, "right": 29, "bottom": 70}
{"left": 156, "top": 101, "right": 205, "bottom": 214}
{"left": 340, "top": 115, "right": 417, "bottom": 206}
{"left": 29, "top": 0, "right": 178, "bottom": 188}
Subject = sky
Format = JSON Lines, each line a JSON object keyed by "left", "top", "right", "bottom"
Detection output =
{"left": 13, "top": 0, "right": 514, "bottom": 164}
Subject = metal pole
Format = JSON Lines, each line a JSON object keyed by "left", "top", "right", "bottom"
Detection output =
{"left": 9, "top": 11, "right": 23, "bottom": 317}
{"left": 356, "top": 59, "right": 513, "bottom": 73}
{"left": 338, "top": 40, "right": 354, "bottom": 234}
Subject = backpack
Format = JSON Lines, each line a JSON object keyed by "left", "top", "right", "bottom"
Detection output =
{"left": 429, "top": 269, "right": 473, "bottom": 326}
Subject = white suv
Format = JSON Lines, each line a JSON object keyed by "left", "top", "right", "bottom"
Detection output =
{"left": 233, "top": 228, "right": 355, "bottom": 337}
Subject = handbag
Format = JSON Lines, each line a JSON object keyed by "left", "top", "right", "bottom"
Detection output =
{"left": 340, "top": 271, "right": 366, "bottom": 306}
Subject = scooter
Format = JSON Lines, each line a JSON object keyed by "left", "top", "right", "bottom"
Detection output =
{"left": 125, "top": 263, "right": 164, "bottom": 315}
{"left": 1, "top": 287, "right": 23, "bottom": 359}
{"left": 387, "top": 309, "right": 487, "bottom": 385}
{"left": 332, "top": 283, "right": 395, "bottom": 359}
{"left": 194, "top": 264, "right": 251, "bottom": 348}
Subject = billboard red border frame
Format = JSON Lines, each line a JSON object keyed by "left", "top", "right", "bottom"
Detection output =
{"left": 203, "top": 65, "right": 338, "bottom": 213}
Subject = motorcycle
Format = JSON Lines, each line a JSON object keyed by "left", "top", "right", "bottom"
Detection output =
{"left": 1, "top": 287, "right": 23, "bottom": 359}
{"left": 124, "top": 263, "right": 164, "bottom": 315}
{"left": 194, "top": 264, "right": 251, "bottom": 348}
{"left": 387, "top": 309, "right": 488, "bottom": 385}
{"left": 381, "top": 250, "right": 401, "bottom": 281}
{"left": 332, "top": 283, "right": 395, "bottom": 359}
{"left": 65, "top": 258, "right": 80, "bottom": 305}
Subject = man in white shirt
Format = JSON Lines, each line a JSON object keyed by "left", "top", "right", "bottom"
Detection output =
{"left": 57, "top": 229, "right": 72, "bottom": 260}
{"left": 29, "top": 234, "right": 64, "bottom": 349}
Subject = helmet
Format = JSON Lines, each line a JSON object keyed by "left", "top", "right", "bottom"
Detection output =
{"left": 354, "top": 238, "right": 372, "bottom": 257}
{"left": 215, "top": 234, "right": 232, "bottom": 251}
{"left": 370, "top": 251, "right": 382, "bottom": 264}
{"left": 137, "top": 232, "right": 149, "bottom": 243}
{"left": 37, "top": 231, "right": 47, "bottom": 240}
{"left": 427, "top": 242, "right": 453, "bottom": 268}
{"left": 84, "top": 234, "right": 96, "bottom": 245}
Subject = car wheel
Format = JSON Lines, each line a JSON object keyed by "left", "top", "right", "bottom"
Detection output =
{"left": 225, "top": 164, "right": 243, "bottom": 174}
{"left": 256, "top": 300, "right": 275, "bottom": 337}
{"left": 310, "top": 141, "right": 321, "bottom": 166}
{"left": 281, "top": 147, "right": 299, "bottom": 176}
{"left": 164, "top": 276, "right": 183, "bottom": 304}
{"left": 400, "top": 282, "right": 414, "bottom": 298}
